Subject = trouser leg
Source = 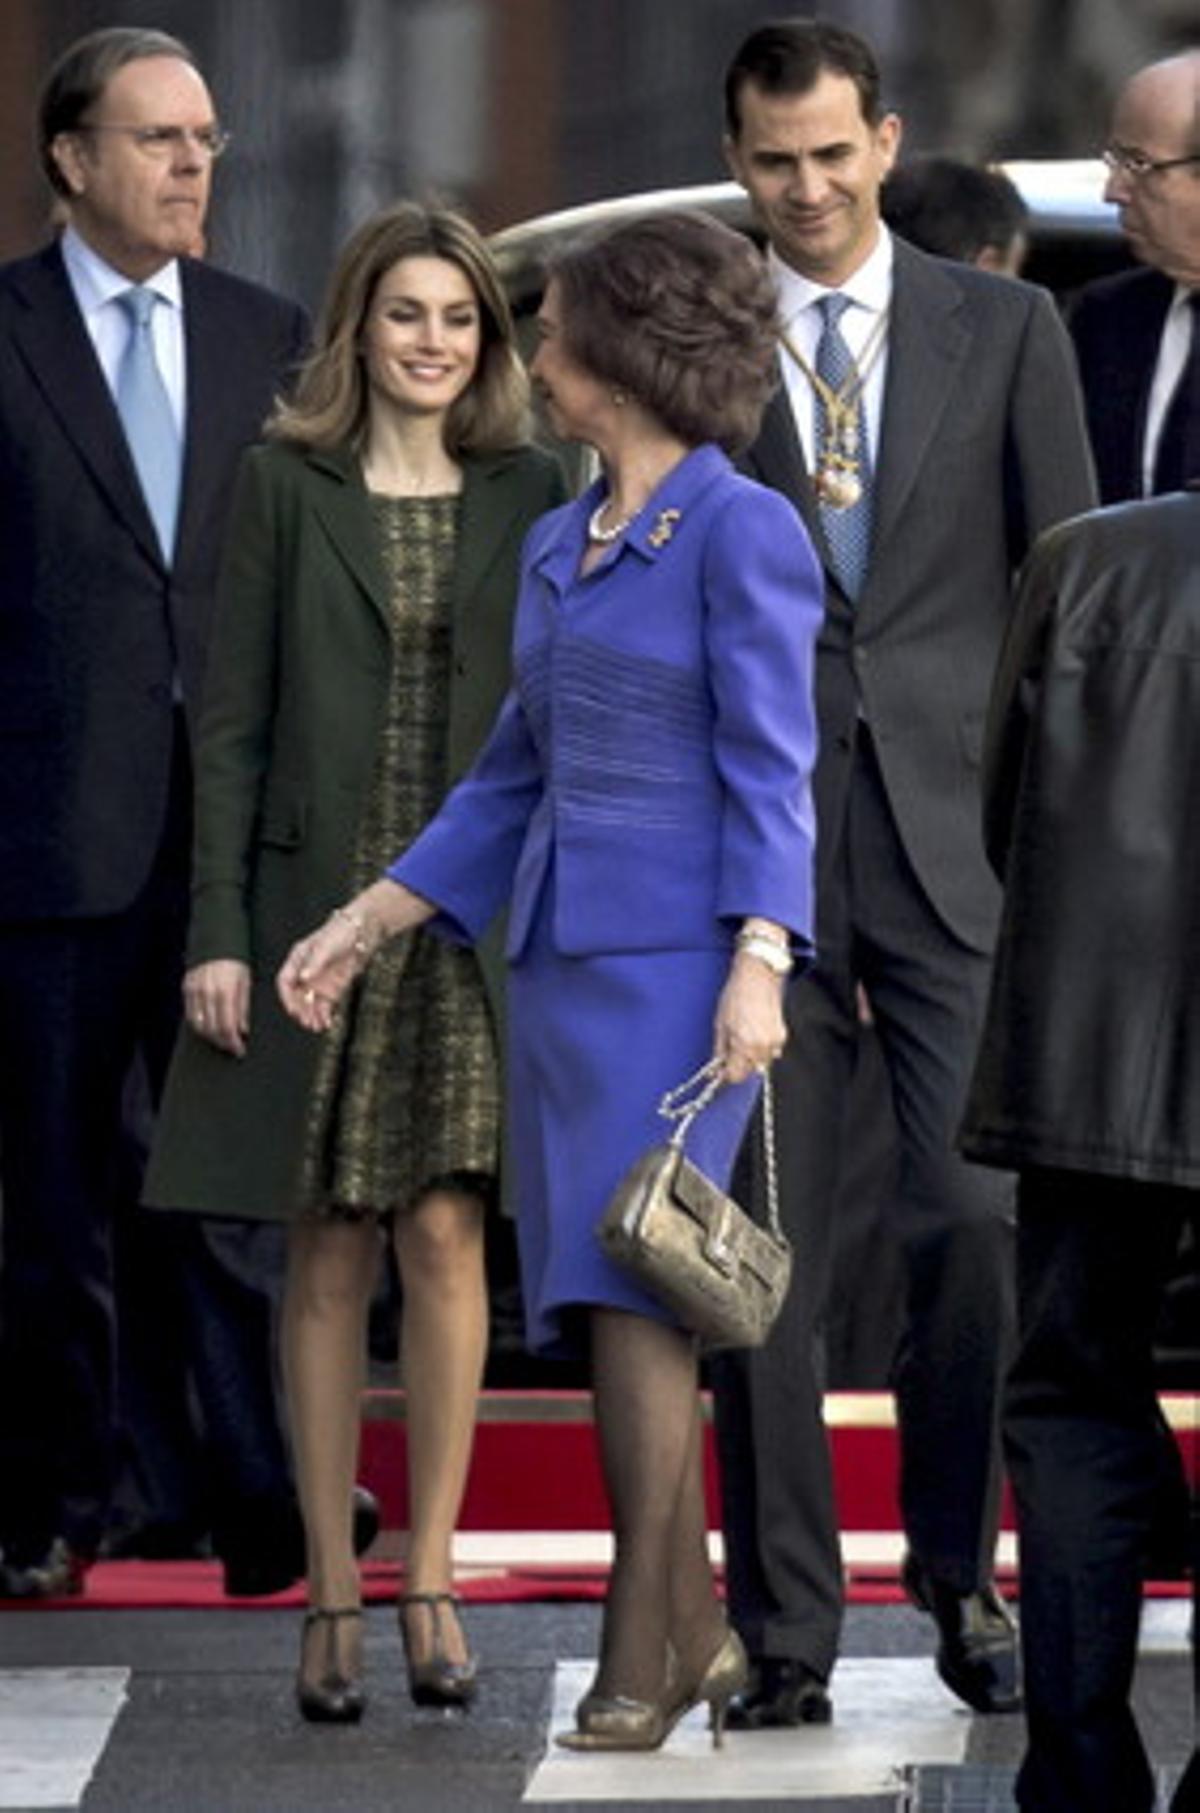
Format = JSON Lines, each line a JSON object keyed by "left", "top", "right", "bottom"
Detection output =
{"left": 865, "top": 949, "right": 1014, "bottom": 1584}
{"left": 711, "top": 967, "right": 855, "bottom": 1678}
{"left": 0, "top": 914, "right": 144, "bottom": 1559}
{"left": 714, "top": 727, "right": 1013, "bottom": 1672}
{"left": 849, "top": 733, "right": 1014, "bottom": 1588}
{"left": 117, "top": 720, "right": 293, "bottom": 1550}
{"left": 1006, "top": 1169, "right": 1190, "bottom": 1813}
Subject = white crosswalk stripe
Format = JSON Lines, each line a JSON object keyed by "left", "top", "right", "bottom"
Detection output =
{"left": 525, "top": 1657, "right": 970, "bottom": 1803}
{"left": 1139, "top": 1600, "right": 1192, "bottom": 1653}
{"left": 0, "top": 1668, "right": 128, "bottom": 1809}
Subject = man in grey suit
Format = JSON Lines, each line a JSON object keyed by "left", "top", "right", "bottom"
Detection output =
{"left": 710, "top": 18, "right": 1097, "bottom": 1723}
{"left": 0, "top": 27, "right": 312, "bottom": 1596}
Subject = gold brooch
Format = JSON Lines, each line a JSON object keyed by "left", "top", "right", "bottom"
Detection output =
{"left": 647, "top": 508, "right": 681, "bottom": 548}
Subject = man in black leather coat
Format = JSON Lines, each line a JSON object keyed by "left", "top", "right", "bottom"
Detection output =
{"left": 961, "top": 482, "right": 1200, "bottom": 1813}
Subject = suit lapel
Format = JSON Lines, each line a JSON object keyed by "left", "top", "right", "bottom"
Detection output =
{"left": 751, "top": 264, "right": 971, "bottom": 601}
{"left": 307, "top": 448, "right": 536, "bottom": 636}
{"left": 8, "top": 244, "right": 163, "bottom": 568}
{"left": 1105, "top": 271, "right": 1173, "bottom": 494}
{"left": 750, "top": 384, "right": 814, "bottom": 509}
{"left": 751, "top": 246, "right": 974, "bottom": 599}
{"left": 176, "top": 260, "right": 236, "bottom": 570}
{"left": 453, "top": 453, "right": 532, "bottom": 621}
{"left": 867, "top": 243, "right": 970, "bottom": 573}
{"left": 306, "top": 447, "right": 391, "bottom": 628}
{"left": 747, "top": 382, "right": 833, "bottom": 569}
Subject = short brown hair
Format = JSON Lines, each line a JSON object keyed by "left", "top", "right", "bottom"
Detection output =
{"left": 724, "top": 18, "right": 884, "bottom": 138}
{"left": 269, "top": 201, "right": 530, "bottom": 456}
{"left": 39, "top": 27, "right": 197, "bottom": 197}
{"left": 547, "top": 211, "right": 779, "bottom": 454}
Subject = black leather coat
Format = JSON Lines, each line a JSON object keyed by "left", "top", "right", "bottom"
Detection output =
{"left": 961, "top": 488, "right": 1200, "bottom": 1186}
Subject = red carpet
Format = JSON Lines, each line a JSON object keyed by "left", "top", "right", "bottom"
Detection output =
{"left": 4, "top": 1392, "right": 1191, "bottom": 1610}
{"left": 0, "top": 1558, "right": 608, "bottom": 1612}
{"left": 3, "top": 1558, "right": 1189, "bottom": 1613}
{"left": 357, "top": 1389, "right": 993, "bottom": 1533}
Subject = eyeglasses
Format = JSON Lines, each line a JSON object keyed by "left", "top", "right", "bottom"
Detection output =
{"left": 1101, "top": 144, "right": 1200, "bottom": 180}
{"left": 76, "top": 123, "right": 231, "bottom": 161}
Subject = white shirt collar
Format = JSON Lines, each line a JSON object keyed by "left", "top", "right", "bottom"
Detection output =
{"left": 60, "top": 225, "right": 182, "bottom": 317}
{"left": 770, "top": 226, "right": 894, "bottom": 329}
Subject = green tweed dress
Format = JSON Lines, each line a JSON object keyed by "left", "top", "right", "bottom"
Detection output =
{"left": 298, "top": 494, "right": 500, "bottom": 1218}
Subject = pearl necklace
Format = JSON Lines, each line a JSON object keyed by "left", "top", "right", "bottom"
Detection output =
{"left": 587, "top": 498, "right": 635, "bottom": 544}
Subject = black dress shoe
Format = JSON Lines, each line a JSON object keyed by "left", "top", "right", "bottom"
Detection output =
{"left": 723, "top": 1656, "right": 832, "bottom": 1729}
{"left": 901, "top": 1554, "right": 1022, "bottom": 1714}
{"left": 222, "top": 1485, "right": 381, "bottom": 1598}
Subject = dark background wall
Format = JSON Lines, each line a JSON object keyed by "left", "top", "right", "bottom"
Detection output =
{"left": 1, "top": 0, "right": 1195, "bottom": 308}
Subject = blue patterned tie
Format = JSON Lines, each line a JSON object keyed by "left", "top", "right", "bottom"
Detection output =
{"left": 814, "top": 293, "right": 873, "bottom": 600}
{"left": 115, "top": 286, "right": 181, "bottom": 563}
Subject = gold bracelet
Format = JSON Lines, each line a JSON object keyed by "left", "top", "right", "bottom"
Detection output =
{"left": 331, "top": 904, "right": 377, "bottom": 963}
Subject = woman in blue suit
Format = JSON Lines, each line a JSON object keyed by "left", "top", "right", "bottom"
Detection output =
{"left": 280, "top": 212, "right": 823, "bottom": 1751}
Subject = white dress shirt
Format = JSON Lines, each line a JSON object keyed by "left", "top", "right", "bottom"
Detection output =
{"left": 1141, "top": 283, "right": 1197, "bottom": 496}
{"left": 770, "top": 227, "right": 894, "bottom": 472}
{"left": 60, "top": 226, "right": 186, "bottom": 433}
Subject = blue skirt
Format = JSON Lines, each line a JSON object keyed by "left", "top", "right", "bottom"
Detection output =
{"left": 506, "top": 882, "right": 760, "bottom": 1359}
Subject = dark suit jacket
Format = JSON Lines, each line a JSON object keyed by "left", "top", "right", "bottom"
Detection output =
{"left": 746, "top": 237, "right": 1097, "bottom": 952}
{"left": 1069, "top": 265, "right": 1176, "bottom": 504}
{"left": 145, "top": 437, "right": 566, "bottom": 1219}
{"left": 0, "top": 240, "right": 309, "bottom": 921}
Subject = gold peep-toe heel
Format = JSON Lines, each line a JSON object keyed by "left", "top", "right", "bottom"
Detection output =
{"left": 663, "top": 1628, "right": 749, "bottom": 1749}
{"left": 555, "top": 1691, "right": 668, "bottom": 1751}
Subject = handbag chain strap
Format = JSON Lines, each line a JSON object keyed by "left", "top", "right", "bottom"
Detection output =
{"left": 657, "top": 1058, "right": 784, "bottom": 1243}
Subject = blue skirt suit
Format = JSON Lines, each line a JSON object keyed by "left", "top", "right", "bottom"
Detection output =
{"left": 390, "top": 445, "right": 823, "bottom": 1357}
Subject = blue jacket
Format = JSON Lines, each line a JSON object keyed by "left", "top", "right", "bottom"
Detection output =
{"left": 391, "top": 443, "right": 821, "bottom": 959}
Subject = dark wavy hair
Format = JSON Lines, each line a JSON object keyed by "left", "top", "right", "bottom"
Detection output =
{"left": 547, "top": 211, "right": 780, "bottom": 454}
{"left": 724, "top": 18, "right": 884, "bottom": 137}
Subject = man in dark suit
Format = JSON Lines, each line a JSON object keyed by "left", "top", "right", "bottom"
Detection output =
{"left": 961, "top": 482, "right": 1200, "bottom": 1813}
{"left": 710, "top": 18, "right": 1097, "bottom": 1724}
{"left": 1068, "top": 48, "right": 1200, "bottom": 1586}
{"left": 0, "top": 27, "right": 311, "bottom": 1595}
{"left": 1070, "top": 49, "right": 1200, "bottom": 503}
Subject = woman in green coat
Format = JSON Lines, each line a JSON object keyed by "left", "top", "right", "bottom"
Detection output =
{"left": 146, "top": 202, "right": 564, "bottom": 1721}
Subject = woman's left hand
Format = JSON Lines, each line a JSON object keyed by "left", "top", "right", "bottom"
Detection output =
{"left": 277, "top": 913, "right": 366, "bottom": 1032}
{"left": 713, "top": 950, "right": 788, "bottom": 1084}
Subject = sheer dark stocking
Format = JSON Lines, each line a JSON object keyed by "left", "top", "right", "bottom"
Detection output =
{"left": 668, "top": 1394, "right": 728, "bottom": 1687}
{"left": 589, "top": 1309, "right": 725, "bottom": 1705}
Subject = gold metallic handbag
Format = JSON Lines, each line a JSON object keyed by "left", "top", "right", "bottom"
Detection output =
{"left": 596, "top": 1059, "right": 792, "bottom": 1350}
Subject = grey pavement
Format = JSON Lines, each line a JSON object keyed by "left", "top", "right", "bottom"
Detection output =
{"left": 0, "top": 1601, "right": 1193, "bottom": 1812}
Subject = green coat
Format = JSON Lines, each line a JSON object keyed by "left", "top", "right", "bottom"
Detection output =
{"left": 145, "top": 437, "right": 565, "bottom": 1220}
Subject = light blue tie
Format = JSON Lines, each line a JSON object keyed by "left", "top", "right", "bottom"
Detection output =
{"left": 814, "top": 293, "right": 873, "bottom": 601}
{"left": 115, "top": 286, "right": 181, "bottom": 563}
